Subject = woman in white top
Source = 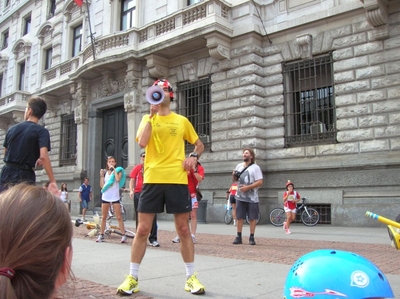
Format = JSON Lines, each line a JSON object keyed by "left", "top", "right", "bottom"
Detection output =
{"left": 97, "top": 156, "right": 127, "bottom": 243}
{"left": 59, "top": 182, "right": 69, "bottom": 210}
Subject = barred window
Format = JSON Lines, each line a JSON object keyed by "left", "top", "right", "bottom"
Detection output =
{"left": 177, "top": 76, "right": 211, "bottom": 151}
{"left": 60, "top": 114, "right": 77, "bottom": 166}
{"left": 283, "top": 54, "right": 337, "bottom": 147}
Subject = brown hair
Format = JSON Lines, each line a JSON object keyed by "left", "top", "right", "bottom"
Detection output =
{"left": 243, "top": 147, "right": 256, "bottom": 164}
{"left": 106, "top": 156, "right": 117, "bottom": 170}
{"left": 0, "top": 184, "right": 73, "bottom": 299}
{"left": 27, "top": 95, "right": 47, "bottom": 119}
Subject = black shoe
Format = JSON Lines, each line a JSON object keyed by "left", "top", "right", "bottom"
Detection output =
{"left": 249, "top": 236, "right": 256, "bottom": 245}
{"left": 233, "top": 236, "right": 242, "bottom": 244}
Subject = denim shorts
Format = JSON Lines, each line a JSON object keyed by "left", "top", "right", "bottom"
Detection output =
{"left": 81, "top": 200, "right": 89, "bottom": 209}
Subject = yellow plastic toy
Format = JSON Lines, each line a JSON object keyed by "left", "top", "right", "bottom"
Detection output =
{"left": 365, "top": 211, "right": 400, "bottom": 249}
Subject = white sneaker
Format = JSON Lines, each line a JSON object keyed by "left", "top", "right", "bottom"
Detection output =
{"left": 150, "top": 240, "right": 160, "bottom": 247}
{"left": 96, "top": 234, "right": 105, "bottom": 242}
{"left": 120, "top": 235, "right": 127, "bottom": 243}
{"left": 172, "top": 236, "right": 180, "bottom": 243}
{"left": 191, "top": 234, "right": 196, "bottom": 244}
{"left": 233, "top": 220, "right": 237, "bottom": 226}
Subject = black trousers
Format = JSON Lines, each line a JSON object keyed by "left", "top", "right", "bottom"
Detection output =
{"left": 134, "top": 192, "right": 158, "bottom": 242}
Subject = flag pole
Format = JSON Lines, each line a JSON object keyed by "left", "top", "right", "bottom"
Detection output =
{"left": 85, "top": 0, "right": 96, "bottom": 60}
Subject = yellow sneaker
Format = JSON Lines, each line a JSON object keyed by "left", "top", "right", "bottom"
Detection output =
{"left": 116, "top": 274, "right": 139, "bottom": 295}
{"left": 185, "top": 273, "right": 205, "bottom": 295}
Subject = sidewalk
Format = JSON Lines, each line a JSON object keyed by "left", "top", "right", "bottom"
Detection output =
{"left": 65, "top": 219, "right": 400, "bottom": 299}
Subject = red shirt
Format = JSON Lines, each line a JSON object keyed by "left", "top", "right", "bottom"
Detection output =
{"left": 129, "top": 164, "right": 144, "bottom": 193}
{"left": 188, "top": 163, "right": 205, "bottom": 195}
{"left": 283, "top": 190, "right": 300, "bottom": 210}
{"left": 229, "top": 182, "right": 238, "bottom": 196}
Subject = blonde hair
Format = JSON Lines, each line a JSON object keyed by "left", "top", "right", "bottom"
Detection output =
{"left": 0, "top": 184, "right": 73, "bottom": 299}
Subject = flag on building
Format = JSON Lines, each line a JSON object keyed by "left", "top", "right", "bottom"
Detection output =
{"left": 74, "top": 0, "right": 83, "bottom": 6}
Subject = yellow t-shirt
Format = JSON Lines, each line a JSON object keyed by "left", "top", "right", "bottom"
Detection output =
{"left": 136, "top": 112, "right": 199, "bottom": 184}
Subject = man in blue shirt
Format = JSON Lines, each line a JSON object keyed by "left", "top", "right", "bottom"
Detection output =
{"left": 78, "top": 177, "right": 92, "bottom": 221}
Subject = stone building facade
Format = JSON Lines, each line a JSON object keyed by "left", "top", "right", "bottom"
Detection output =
{"left": 0, "top": 0, "right": 399, "bottom": 226}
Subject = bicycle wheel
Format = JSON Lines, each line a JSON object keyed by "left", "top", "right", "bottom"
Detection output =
{"left": 301, "top": 207, "right": 319, "bottom": 226}
{"left": 269, "top": 208, "right": 286, "bottom": 226}
{"left": 122, "top": 206, "right": 127, "bottom": 222}
{"left": 224, "top": 210, "right": 233, "bottom": 224}
{"left": 245, "top": 212, "right": 261, "bottom": 224}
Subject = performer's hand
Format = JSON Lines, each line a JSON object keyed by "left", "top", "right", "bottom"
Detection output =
{"left": 48, "top": 182, "right": 60, "bottom": 196}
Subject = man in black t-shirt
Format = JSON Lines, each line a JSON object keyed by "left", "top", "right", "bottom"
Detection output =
{"left": 0, "top": 96, "right": 58, "bottom": 194}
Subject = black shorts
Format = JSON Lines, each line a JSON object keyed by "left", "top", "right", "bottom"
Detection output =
{"left": 236, "top": 200, "right": 259, "bottom": 220}
{"left": 229, "top": 194, "right": 236, "bottom": 204}
{"left": 138, "top": 184, "right": 191, "bottom": 214}
{"left": 101, "top": 200, "right": 120, "bottom": 204}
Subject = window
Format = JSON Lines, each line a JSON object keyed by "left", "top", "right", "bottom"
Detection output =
{"left": 283, "top": 54, "right": 336, "bottom": 147}
{"left": 48, "top": 0, "right": 56, "bottom": 19}
{"left": 2, "top": 30, "right": 9, "bottom": 50}
{"left": 23, "top": 14, "right": 31, "bottom": 35}
{"left": 177, "top": 76, "right": 211, "bottom": 151}
{"left": 0, "top": 74, "right": 3, "bottom": 97}
{"left": 188, "top": 0, "right": 202, "bottom": 5}
{"left": 72, "top": 24, "right": 82, "bottom": 57}
{"left": 18, "top": 62, "right": 25, "bottom": 91}
{"left": 121, "top": 0, "right": 135, "bottom": 30}
{"left": 45, "top": 47, "right": 52, "bottom": 70}
{"left": 60, "top": 114, "right": 77, "bottom": 166}
{"left": 5, "top": 0, "right": 10, "bottom": 7}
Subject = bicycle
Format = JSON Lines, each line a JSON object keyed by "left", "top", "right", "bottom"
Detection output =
{"left": 74, "top": 217, "right": 135, "bottom": 239}
{"left": 269, "top": 197, "right": 319, "bottom": 227}
{"left": 107, "top": 195, "right": 127, "bottom": 222}
{"left": 224, "top": 198, "right": 261, "bottom": 225}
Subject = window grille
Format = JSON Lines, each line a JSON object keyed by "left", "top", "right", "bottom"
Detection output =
{"left": 294, "top": 203, "right": 331, "bottom": 224}
{"left": 177, "top": 76, "right": 211, "bottom": 152}
{"left": 60, "top": 114, "right": 77, "bottom": 166}
{"left": 283, "top": 54, "right": 337, "bottom": 147}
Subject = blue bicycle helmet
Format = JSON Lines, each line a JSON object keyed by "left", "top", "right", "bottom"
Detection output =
{"left": 284, "top": 249, "right": 394, "bottom": 298}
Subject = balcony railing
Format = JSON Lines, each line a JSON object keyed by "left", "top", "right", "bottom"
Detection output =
{"left": 41, "top": 0, "right": 231, "bottom": 87}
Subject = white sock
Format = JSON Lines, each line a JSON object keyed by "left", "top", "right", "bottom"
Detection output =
{"left": 129, "top": 262, "right": 140, "bottom": 279}
{"left": 185, "top": 262, "right": 195, "bottom": 278}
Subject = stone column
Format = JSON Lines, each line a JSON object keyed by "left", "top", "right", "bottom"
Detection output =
{"left": 72, "top": 80, "right": 89, "bottom": 178}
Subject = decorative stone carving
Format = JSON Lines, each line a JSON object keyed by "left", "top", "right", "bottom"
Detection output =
{"left": 360, "top": 0, "right": 388, "bottom": 40}
{"left": 124, "top": 93, "right": 136, "bottom": 113}
{"left": 146, "top": 55, "right": 169, "bottom": 79}
{"left": 12, "top": 111, "right": 25, "bottom": 123}
{"left": 0, "top": 117, "right": 9, "bottom": 131}
{"left": 74, "top": 104, "right": 87, "bottom": 124}
{"left": 183, "top": 62, "right": 196, "bottom": 81}
{"left": 0, "top": 54, "right": 9, "bottom": 72}
{"left": 12, "top": 39, "right": 32, "bottom": 60}
{"left": 72, "top": 90, "right": 87, "bottom": 124}
{"left": 205, "top": 33, "right": 231, "bottom": 61}
{"left": 295, "top": 34, "right": 312, "bottom": 59}
{"left": 124, "top": 75, "right": 138, "bottom": 92}
{"left": 37, "top": 24, "right": 54, "bottom": 46}
{"left": 11, "top": 12, "right": 20, "bottom": 22}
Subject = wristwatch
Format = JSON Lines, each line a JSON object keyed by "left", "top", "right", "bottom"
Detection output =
{"left": 189, "top": 152, "right": 198, "bottom": 158}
